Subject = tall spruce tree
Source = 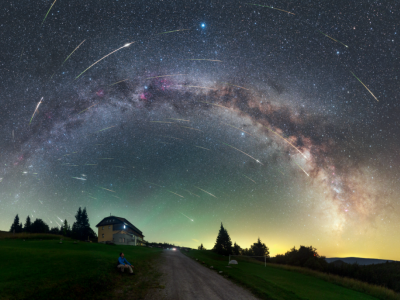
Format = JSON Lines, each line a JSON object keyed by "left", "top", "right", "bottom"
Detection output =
{"left": 212, "top": 223, "right": 232, "bottom": 256}
{"left": 23, "top": 216, "right": 32, "bottom": 233}
{"left": 9, "top": 214, "right": 22, "bottom": 233}
{"left": 250, "top": 238, "right": 270, "bottom": 258}
{"left": 72, "top": 207, "right": 96, "bottom": 240}
{"left": 62, "top": 219, "right": 70, "bottom": 236}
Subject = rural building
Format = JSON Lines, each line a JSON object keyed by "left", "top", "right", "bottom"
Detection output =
{"left": 96, "top": 216, "right": 145, "bottom": 246}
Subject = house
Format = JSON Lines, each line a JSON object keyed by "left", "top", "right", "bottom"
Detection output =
{"left": 95, "top": 216, "right": 145, "bottom": 246}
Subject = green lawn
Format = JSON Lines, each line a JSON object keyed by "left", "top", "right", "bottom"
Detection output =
{"left": 0, "top": 238, "right": 162, "bottom": 300}
{"left": 183, "top": 250, "right": 384, "bottom": 300}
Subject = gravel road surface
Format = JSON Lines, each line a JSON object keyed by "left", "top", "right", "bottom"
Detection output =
{"left": 146, "top": 249, "right": 258, "bottom": 300}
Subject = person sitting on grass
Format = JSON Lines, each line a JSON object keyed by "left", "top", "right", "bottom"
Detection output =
{"left": 117, "top": 252, "right": 134, "bottom": 274}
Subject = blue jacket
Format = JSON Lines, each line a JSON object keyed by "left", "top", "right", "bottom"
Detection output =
{"left": 118, "top": 257, "right": 131, "bottom": 266}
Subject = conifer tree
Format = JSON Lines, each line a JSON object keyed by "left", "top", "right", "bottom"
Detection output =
{"left": 24, "top": 216, "right": 32, "bottom": 233}
{"left": 9, "top": 214, "right": 22, "bottom": 233}
{"left": 212, "top": 223, "right": 232, "bottom": 256}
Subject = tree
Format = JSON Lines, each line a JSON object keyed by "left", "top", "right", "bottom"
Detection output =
{"left": 30, "top": 219, "right": 49, "bottom": 233}
{"left": 50, "top": 227, "right": 60, "bottom": 234}
{"left": 23, "top": 216, "right": 32, "bottom": 233}
{"left": 212, "top": 223, "right": 232, "bottom": 256}
{"left": 232, "top": 242, "right": 242, "bottom": 255}
{"left": 72, "top": 207, "right": 96, "bottom": 240}
{"left": 198, "top": 243, "right": 205, "bottom": 250}
{"left": 62, "top": 219, "right": 70, "bottom": 237}
{"left": 250, "top": 238, "right": 270, "bottom": 258}
{"left": 9, "top": 214, "right": 23, "bottom": 233}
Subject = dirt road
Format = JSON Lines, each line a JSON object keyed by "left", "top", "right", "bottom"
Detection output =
{"left": 146, "top": 249, "right": 258, "bottom": 300}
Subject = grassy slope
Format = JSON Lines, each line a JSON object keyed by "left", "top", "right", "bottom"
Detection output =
{"left": 183, "top": 250, "right": 384, "bottom": 300}
{"left": 0, "top": 239, "right": 162, "bottom": 300}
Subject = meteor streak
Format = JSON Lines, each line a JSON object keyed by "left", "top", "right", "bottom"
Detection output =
{"left": 29, "top": 97, "right": 43, "bottom": 126}
{"left": 78, "top": 103, "right": 97, "bottom": 114}
{"left": 318, "top": 31, "right": 348, "bottom": 48}
{"left": 150, "top": 121, "right": 174, "bottom": 124}
{"left": 262, "top": 124, "right": 308, "bottom": 160}
{"left": 242, "top": 174, "right": 256, "bottom": 183}
{"left": 167, "top": 190, "right": 184, "bottom": 198}
{"left": 185, "top": 59, "right": 222, "bottom": 62}
{"left": 247, "top": 3, "right": 295, "bottom": 15}
{"left": 62, "top": 39, "right": 86, "bottom": 66}
{"left": 180, "top": 213, "right": 194, "bottom": 222}
{"left": 221, "top": 141, "right": 263, "bottom": 165}
{"left": 350, "top": 71, "right": 379, "bottom": 102}
{"left": 194, "top": 186, "right": 217, "bottom": 198}
{"left": 88, "top": 196, "right": 97, "bottom": 200}
{"left": 41, "top": 0, "right": 57, "bottom": 26}
{"left": 195, "top": 146, "right": 210, "bottom": 151}
{"left": 294, "top": 161, "right": 309, "bottom": 177}
{"left": 158, "top": 29, "right": 189, "bottom": 35}
{"left": 146, "top": 74, "right": 187, "bottom": 79}
{"left": 98, "top": 186, "right": 116, "bottom": 193}
{"left": 72, "top": 177, "right": 87, "bottom": 181}
{"left": 75, "top": 42, "right": 134, "bottom": 79}
{"left": 108, "top": 79, "right": 128, "bottom": 87}
{"left": 96, "top": 126, "right": 116, "bottom": 133}
{"left": 168, "top": 118, "right": 189, "bottom": 122}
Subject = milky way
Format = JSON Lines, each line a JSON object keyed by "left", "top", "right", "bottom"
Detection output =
{"left": 0, "top": 0, "right": 399, "bottom": 258}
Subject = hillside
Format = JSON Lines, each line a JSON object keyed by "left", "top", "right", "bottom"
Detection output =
{"left": 326, "top": 257, "right": 397, "bottom": 265}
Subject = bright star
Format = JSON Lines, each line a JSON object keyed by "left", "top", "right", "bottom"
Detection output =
{"left": 201, "top": 23, "right": 205, "bottom": 28}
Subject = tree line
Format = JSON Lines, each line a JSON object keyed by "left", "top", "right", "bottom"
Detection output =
{"left": 200, "top": 223, "right": 400, "bottom": 293}
{"left": 200, "top": 223, "right": 270, "bottom": 258}
{"left": 9, "top": 207, "right": 96, "bottom": 240}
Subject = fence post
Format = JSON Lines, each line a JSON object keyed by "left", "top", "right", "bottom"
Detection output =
{"left": 229, "top": 255, "right": 230, "bottom": 264}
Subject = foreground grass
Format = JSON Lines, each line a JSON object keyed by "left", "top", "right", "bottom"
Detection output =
{"left": 0, "top": 239, "right": 162, "bottom": 300}
{"left": 184, "top": 250, "right": 399, "bottom": 300}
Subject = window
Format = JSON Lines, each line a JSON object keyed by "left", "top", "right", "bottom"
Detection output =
{"left": 123, "top": 238, "right": 125, "bottom": 243}
{"left": 102, "top": 234, "right": 104, "bottom": 238}
{"left": 108, "top": 226, "right": 110, "bottom": 229}
{"left": 102, "top": 226, "right": 104, "bottom": 230}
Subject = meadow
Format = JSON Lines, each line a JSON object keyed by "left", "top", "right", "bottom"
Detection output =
{"left": 0, "top": 235, "right": 162, "bottom": 300}
{"left": 183, "top": 250, "right": 400, "bottom": 300}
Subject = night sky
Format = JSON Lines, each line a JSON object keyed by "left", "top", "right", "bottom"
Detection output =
{"left": 1, "top": 0, "right": 399, "bottom": 259}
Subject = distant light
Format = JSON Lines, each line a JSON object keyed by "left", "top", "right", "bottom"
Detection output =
{"left": 201, "top": 23, "right": 205, "bottom": 28}
{"left": 123, "top": 43, "right": 131, "bottom": 47}
{"left": 124, "top": 225, "right": 126, "bottom": 228}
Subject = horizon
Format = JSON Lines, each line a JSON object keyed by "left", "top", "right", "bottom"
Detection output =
{"left": 1, "top": 1, "right": 399, "bottom": 261}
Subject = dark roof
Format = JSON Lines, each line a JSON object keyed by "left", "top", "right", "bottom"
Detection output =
{"left": 95, "top": 216, "right": 143, "bottom": 235}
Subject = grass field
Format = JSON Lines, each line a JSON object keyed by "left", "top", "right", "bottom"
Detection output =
{"left": 0, "top": 237, "right": 162, "bottom": 300}
{"left": 183, "top": 250, "right": 400, "bottom": 300}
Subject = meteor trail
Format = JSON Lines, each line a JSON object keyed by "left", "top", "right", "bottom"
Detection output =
{"left": 75, "top": 42, "right": 134, "bottom": 79}
{"left": 195, "top": 146, "right": 210, "bottom": 151}
{"left": 247, "top": 3, "right": 295, "bottom": 15}
{"left": 41, "top": 0, "right": 57, "bottom": 26}
{"left": 167, "top": 190, "right": 184, "bottom": 198}
{"left": 182, "top": 189, "right": 200, "bottom": 197}
{"left": 108, "top": 79, "right": 128, "bottom": 87}
{"left": 78, "top": 103, "right": 97, "bottom": 114}
{"left": 185, "top": 59, "right": 222, "bottom": 62}
{"left": 220, "top": 141, "right": 264, "bottom": 165}
{"left": 350, "top": 71, "right": 379, "bottom": 102}
{"left": 194, "top": 186, "right": 218, "bottom": 198}
{"left": 180, "top": 213, "right": 194, "bottom": 222}
{"left": 158, "top": 29, "right": 189, "bottom": 35}
{"left": 242, "top": 174, "right": 256, "bottom": 183}
{"left": 29, "top": 97, "right": 43, "bottom": 126}
{"left": 318, "top": 31, "right": 348, "bottom": 48}
{"left": 98, "top": 186, "right": 116, "bottom": 193}
{"left": 72, "top": 177, "right": 87, "bottom": 181}
{"left": 294, "top": 161, "right": 309, "bottom": 177}
{"left": 62, "top": 39, "right": 86, "bottom": 66}
{"left": 96, "top": 126, "right": 116, "bottom": 133}
{"left": 262, "top": 124, "right": 308, "bottom": 160}
{"left": 146, "top": 74, "right": 187, "bottom": 79}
